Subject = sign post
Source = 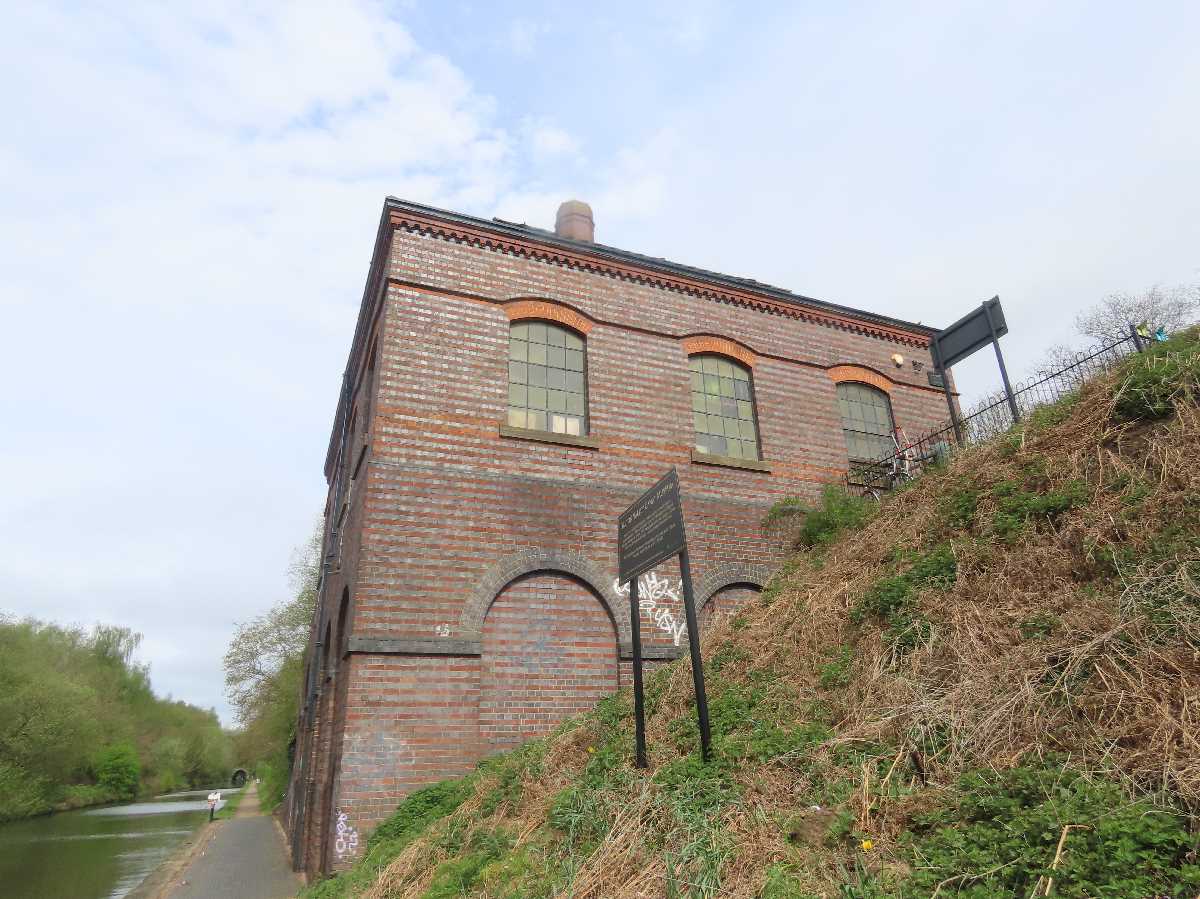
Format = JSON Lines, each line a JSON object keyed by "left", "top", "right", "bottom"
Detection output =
{"left": 627, "top": 575, "right": 647, "bottom": 768}
{"left": 618, "top": 468, "right": 712, "bottom": 764}
{"left": 930, "top": 296, "right": 1018, "bottom": 433}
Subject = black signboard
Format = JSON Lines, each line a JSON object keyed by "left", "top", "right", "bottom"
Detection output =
{"left": 617, "top": 468, "right": 686, "bottom": 585}
{"left": 930, "top": 296, "right": 1008, "bottom": 371}
{"left": 618, "top": 467, "right": 712, "bottom": 765}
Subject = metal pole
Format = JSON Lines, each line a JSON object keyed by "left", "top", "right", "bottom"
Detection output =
{"left": 984, "top": 300, "right": 1020, "bottom": 423}
{"left": 1129, "top": 322, "right": 1145, "bottom": 353}
{"left": 676, "top": 548, "right": 712, "bottom": 762}
{"left": 628, "top": 576, "right": 647, "bottom": 768}
{"left": 933, "top": 334, "right": 964, "bottom": 446}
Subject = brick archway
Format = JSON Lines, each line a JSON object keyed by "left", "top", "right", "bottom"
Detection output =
{"left": 502, "top": 298, "right": 595, "bottom": 334}
{"left": 459, "top": 548, "right": 630, "bottom": 646}
{"left": 479, "top": 572, "right": 620, "bottom": 754}
{"left": 694, "top": 562, "right": 770, "bottom": 632}
{"left": 695, "top": 561, "right": 772, "bottom": 605}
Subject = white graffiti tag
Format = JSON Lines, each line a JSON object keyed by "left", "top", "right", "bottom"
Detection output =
{"left": 334, "top": 808, "right": 359, "bottom": 859}
{"left": 613, "top": 572, "right": 687, "bottom": 646}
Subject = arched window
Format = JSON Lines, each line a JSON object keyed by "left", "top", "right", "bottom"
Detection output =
{"left": 689, "top": 355, "right": 760, "bottom": 460}
{"left": 507, "top": 321, "right": 587, "bottom": 436}
{"left": 836, "top": 382, "right": 895, "bottom": 461}
{"left": 321, "top": 622, "right": 333, "bottom": 680}
{"left": 335, "top": 589, "right": 350, "bottom": 662}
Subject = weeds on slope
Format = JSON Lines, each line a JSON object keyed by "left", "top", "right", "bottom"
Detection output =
{"left": 318, "top": 329, "right": 1200, "bottom": 898}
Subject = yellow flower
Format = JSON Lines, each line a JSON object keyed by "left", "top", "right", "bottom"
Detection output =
{"left": 587, "top": 747, "right": 595, "bottom": 754}
{"left": 861, "top": 840, "right": 874, "bottom": 851}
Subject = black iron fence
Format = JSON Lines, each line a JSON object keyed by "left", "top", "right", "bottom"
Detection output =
{"left": 847, "top": 330, "right": 1145, "bottom": 495}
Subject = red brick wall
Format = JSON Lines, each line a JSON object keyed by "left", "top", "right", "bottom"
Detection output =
{"left": 700, "top": 584, "right": 762, "bottom": 630}
{"left": 290, "top": 209, "right": 954, "bottom": 874}
{"left": 480, "top": 574, "right": 620, "bottom": 754}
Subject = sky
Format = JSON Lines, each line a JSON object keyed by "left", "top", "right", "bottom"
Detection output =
{"left": 1, "top": 1, "right": 1197, "bottom": 724}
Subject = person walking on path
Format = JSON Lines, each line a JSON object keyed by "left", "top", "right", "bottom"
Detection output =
{"left": 166, "top": 782, "right": 302, "bottom": 899}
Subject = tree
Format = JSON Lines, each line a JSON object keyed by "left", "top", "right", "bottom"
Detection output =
{"left": 223, "top": 525, "right": 320, "bottom": 723}
{"left": 1075, "top": 283, "right": 1199, "bottom": 344}
{"left": 223, "top": 523, "right": 322, "bottom": 810}
{"left": 94, "top": 742, "right": 141, "bottom": 801}
{"left": 1034, "top": 283, "right": 1199, "bottom": 380}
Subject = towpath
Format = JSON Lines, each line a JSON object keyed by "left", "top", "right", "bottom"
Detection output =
{"left": 165, "top": 783, "right": 303, "bottom": 899}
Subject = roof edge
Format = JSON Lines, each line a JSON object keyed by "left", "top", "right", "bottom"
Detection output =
{"left": 384, "top": 196, "right": 941, "bottom": 340}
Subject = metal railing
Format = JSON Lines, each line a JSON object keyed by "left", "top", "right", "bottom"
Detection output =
{"left": 847, "top": 330, "right": 1143, "bottom": 495}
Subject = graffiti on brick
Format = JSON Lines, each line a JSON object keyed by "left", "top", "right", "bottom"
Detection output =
{"left": 613, "top": 572, "right": 686, "bottom": 646}
{"left": 333, "top": 808, "right": 359, "bottom": 859}
{"left": 434, "top": 623, "right": 451, "bottom": 637}
{"left": 343, "top": 730, "right": 414, "bottom": 780}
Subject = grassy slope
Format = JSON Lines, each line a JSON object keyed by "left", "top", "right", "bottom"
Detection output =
{"left": 310, "top": 331, "right": 1200, "bottom": 899}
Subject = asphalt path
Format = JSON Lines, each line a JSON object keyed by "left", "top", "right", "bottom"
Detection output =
{"left": 167, "top": 784, "right": 303, "bottom": 899}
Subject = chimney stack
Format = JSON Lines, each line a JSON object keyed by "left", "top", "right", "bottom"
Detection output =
{"left": 554, "top": 199, "right": 594, "bottom": 242}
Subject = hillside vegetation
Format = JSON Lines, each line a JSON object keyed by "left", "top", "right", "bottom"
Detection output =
{"left": 310, "top": 330, "right": 1200, "bottom": 898}
{"left": 0, "top": 621, "right": 233, "bottom": 821}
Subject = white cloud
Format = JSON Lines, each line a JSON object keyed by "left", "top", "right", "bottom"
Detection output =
{"left": 504, "top": 19, "right": 549, "bottom": 58}
{"left": 0, "top": 1, "right": 540, "bottom": 722}
{"left": 2, "top": 0, "right": 1198, "bottom": 725}
{"left": 522, "top": 117, "right": 581, "bottom": 160}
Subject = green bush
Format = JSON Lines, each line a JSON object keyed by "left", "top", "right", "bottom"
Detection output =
{"left": 365, "top": 777, "right": 476, "bottom": 852}
{"left": 57, "top": 783, "right": 117, "bottom": 811}
{"left": 991, "top": 479, "right": 1089, "bottom": 541}
{"left": 906, "top": 761, "right": 1200, "bottom": 897}
{"left": 549, "top": 785, "right": 609, "bottom": 852}
{"left": 765, "top": 485, "right": 875, "bottom": 549}
{"left": 852, "top": 545, "right": 955, "bottom": 656}
{"left": 93, "top": 742, "right": 140, "bottom": 801}
{"left": 425, "top": 828, "right": 514, "bottom": 899}
{"left": 1027, "top": 390, "right": 1080, "bottom": 431}
{"left": 853, "top": 546, "right": 956, "bottom": 624}
{"left": 938, "top": 487, "right": 980, "bottom": 533}
{"left": 1113, "top": 327, "right": 1200, "bottom": 422}
{"left": 817, "top": 645, "right": 854, "bottom": 689}
{"left": 0, "top": 760, "right": 53, "bottom": 821}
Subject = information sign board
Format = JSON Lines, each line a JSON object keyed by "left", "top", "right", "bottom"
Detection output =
{"left": 618, "top": 468, "right": 686, "bottom": 585}
{"left": 931, "top": 296, "right": 1008, "bottom": 370}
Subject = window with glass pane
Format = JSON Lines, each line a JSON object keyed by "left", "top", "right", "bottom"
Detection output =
{"left": 689, "top": 355, "right": 760, "bottom": 459}
{"left": 836, "top": 382, "right": 895, "bottom": 461}
{"left": 507, "top": 321, "right": 587, "bottom": 436}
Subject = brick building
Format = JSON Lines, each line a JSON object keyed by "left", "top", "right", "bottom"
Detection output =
{"left": 284, "top": 198, "right": 953, "bottom": 874}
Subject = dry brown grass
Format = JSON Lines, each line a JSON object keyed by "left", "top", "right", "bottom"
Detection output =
{"left": 362, "top": 361, "right": 1200, "bottom": 898}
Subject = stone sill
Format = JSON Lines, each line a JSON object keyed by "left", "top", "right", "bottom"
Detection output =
{"left": 498, "top": 423, "right": 599, "bottom": 449}
{"left": 690, "top": 449, "right": 772, "bottom": 472}
{"left": 619, "top": 643, "right": 685, "bottom": 661}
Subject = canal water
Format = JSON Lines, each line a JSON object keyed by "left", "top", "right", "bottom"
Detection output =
{"left": 0, "top": 788, "right": 237, "bottom": 899}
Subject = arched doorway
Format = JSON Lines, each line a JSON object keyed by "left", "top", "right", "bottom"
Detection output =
{"left": 699, "top": 582, "right": 762, "bottom": 631}
{"left": 479, "top": 572, "right": 619, "bottom": 755}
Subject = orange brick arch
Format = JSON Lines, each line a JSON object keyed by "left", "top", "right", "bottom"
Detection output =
{"left": 826, "top": 364, "right": 894, "bottom": 394}
{"left": 503, "top": 298, "right": 595, "bottom": 335}
{"left": 680, "top": 335, "right": 757, "bottom": 368}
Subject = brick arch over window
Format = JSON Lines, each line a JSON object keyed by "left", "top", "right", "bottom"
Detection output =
{"left": 680, "top": 335, "right": 757, "bottom": 368}
{"left": 503, "top": 298, "right": 595, "bottom": 334}
{"left": 459, "top": 549, "right": 630, "bottom": 645}
{"left": 479, "top": 572, "right": 620, "bottom": 754}
{"left": 826, "top": 364, "right": 895, "bottom": 394}
{"left": 696, "top": 563, "right": 770, "bottom": 632}
{"left": 695, "top": 562, "right": 772, "bottom": 606}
